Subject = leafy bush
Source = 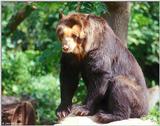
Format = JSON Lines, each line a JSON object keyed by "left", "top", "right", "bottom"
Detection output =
{"left": 2, "top": 49, "right": 60, "bottom": 123}
{"left": 143, "top": 102, "right": 160, "bottom": 124}
{"left": 128, "top": 2, "right": 159, "bottom": 86}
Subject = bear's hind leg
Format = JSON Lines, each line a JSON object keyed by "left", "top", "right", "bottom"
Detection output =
{"left": 93, "top": 75, "right": 143, "bottom": 123}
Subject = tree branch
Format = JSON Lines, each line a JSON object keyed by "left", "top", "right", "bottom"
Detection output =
{"left": 5, "top": 4, "right": 37, "bottom": 36}
{"left": 76, "top": 2, "right": 81, "bottom": 12}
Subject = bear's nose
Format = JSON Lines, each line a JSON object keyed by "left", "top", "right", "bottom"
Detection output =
{"left": 62, "top": 45, "right": 69, "bottom": 52}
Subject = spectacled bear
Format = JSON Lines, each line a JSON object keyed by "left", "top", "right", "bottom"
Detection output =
{"left": 56, "top": 13, "right": 149, "bottom": 123}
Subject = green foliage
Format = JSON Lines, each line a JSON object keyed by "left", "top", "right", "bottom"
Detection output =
{"left": 2, "top": 1, "right": 159, "bottom": 124}
{"left": 2, "top": 48, "right": 60, "bottom": 124}
{"left": 29, "top": 75, "right": 60, "bottom": 124}
{"left": 128, "top": 2, "right": 159, "bottom": 65}
{"left": 128, "top": 2, "right": 159, "bottom": 86}
{"left": 73, "top": 79, "right": 87, "bottom": 104}
{"left": 143, "top": 103, "right": 160, "bottom": 124}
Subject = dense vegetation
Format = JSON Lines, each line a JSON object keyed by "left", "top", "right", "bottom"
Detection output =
{"left": 2, "top": 2, "right": 159, "bottom": 124}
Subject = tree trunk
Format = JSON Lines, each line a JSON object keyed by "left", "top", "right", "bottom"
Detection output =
{"left": 103, "top": 2, "right": 130, "bottom": 47}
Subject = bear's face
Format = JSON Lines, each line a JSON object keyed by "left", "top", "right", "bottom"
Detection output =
{"left": 56, "top": 14, "right": 87, "bottom": 57}
{"left": 57, "top": 24, "right": 82, "bottom": 53}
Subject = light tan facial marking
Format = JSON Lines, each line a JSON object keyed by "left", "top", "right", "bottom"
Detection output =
{"left": 57, "top": 23, "right": 86, "bottom": 60}
{"left": 72, "top": 25, "right": 81, "bottom": 36}
{"left": 63, "top": 27, "right": 72, "bottom": 37}
{"left": 59, "top": 25, "right": 81, "bottom": 38}
{"left": 72, "top": 25, "right": 86, "bottom": 39}
{"left": 62, "top": 37, "right": 77, "bottom": 53}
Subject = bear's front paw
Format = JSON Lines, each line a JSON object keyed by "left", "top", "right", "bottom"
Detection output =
{"left": 56, "top": 104, "right": 71, "bottom": 120}
{"left": 71, "top": 105, "right": 90, "bottom": 116}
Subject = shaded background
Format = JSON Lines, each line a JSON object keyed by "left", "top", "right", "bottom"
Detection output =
{"left": 2, "top": 2, "right": 159, "bottom": 124}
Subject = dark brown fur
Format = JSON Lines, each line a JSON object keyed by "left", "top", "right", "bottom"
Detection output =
{"left": 56, "top": 13, "right": 149, "bottom": 123}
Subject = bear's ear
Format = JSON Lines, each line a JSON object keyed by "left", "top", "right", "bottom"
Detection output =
{"left": 59, "top": 12, "right": 65, "bottom": 19}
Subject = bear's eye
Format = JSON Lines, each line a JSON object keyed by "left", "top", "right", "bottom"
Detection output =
{"left": 72, "top": 34, "right": 78, "bottom": 40}
{"left": 72, "top": 34, "right": 81, "bottom": 44}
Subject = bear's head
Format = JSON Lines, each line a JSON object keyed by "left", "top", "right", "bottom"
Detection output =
{"left": 56, "top": 13, "right": 107, "bottom": 59}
